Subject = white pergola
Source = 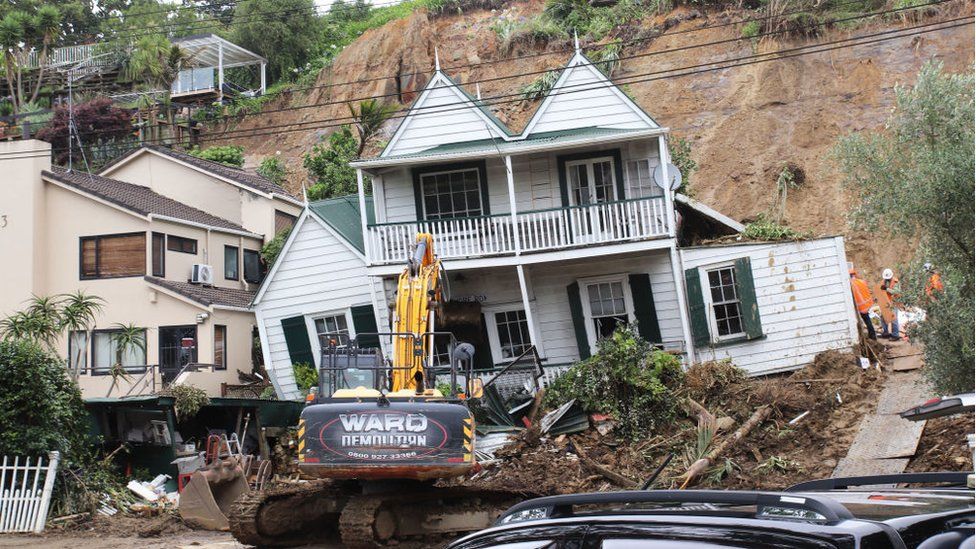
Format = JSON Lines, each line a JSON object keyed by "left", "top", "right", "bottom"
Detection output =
{"left": 172, "top": 34, "right": 267, "bottom": 100}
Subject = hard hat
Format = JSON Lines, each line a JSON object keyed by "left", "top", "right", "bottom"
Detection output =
{"left": 882, "top": 268, "right": 894, "bottom": 280}
{"left": 848, "top": 268, "right": 857, "bottom": 276}
{"left": 923, "top": 262, "right": 933, "bottom": 271}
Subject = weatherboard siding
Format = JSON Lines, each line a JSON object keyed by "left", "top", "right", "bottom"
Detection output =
{"left": 529, "top": 63, "right": 650, "bottom": 135}
{"left": 680, "top": 237, "right": 858, "bottom": 376}
{"left": 529, "top": 250, "right": 682, "bottom": 365}
{"left": 373, "top": 140, "right": 661, "bottom": 224}
{"left": 254, "top": 215, "right": 373, "bottom": 399}
{"left": 384, "top": 83, "right": 506, "bottom": 157}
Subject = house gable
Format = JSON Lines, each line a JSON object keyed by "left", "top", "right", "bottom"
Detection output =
{"left": 522, "top": 51, "right": 659, "bottom": 136}
{"left": 382, "top": 71, "right": 513, "bottom": 158}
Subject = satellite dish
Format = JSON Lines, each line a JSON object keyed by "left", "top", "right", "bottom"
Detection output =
{"left": 653, "top": 163, "right": 682, "bottom": 191}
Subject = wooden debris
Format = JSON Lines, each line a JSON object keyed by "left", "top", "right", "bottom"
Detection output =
{"left": 679, "top": 405, "right": 773, "bottom": 489}
{"left": 570, "top": 438, "right": 637, "bottom": 489}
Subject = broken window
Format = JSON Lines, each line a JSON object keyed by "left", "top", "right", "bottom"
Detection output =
{"left": 493, "top": 309, "right": 532, "bottom": 361}
{"left": 586, "top": 281, "right": 630, "bottom": 341}
{"left": 706, "top": 266, "right": 744, "bottom": 338}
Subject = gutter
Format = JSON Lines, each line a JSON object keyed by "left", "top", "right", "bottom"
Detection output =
{"left": 149, "top": 214, "right": 263, "bottom": 239}
{"left": 351, "top": 127, "right": 670, "bottom": 169}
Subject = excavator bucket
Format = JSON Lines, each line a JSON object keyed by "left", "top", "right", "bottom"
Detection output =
{"left": 178, "top": 459, "right": 250, "bottom": 531}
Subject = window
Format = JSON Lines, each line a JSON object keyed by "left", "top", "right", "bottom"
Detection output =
{"left": 158, "top": 326, "right": 197, "bottom": 382}
{"left": 567, "top": 157, "right": 617, "bottom": 206}
{"left": 490, "top": 309, "right": 532, "bottom": 362}
{"left": 167, "top": 235, "right": 197, "bottom": 254}
{"left": 420, "top": 168, "right": 483, "bottom": 219}
{"left": 151, "top": 233, "right": 165, "bottom": 277}
{"left": 314, "top": 313, "right": 351, "bottom": 347}
{"left": 92, "top": 329, "right": 147, "bottom": 374}
{"left": 224, "top": 246, "right": 239, "bottom": 280}
{"left": 586, "top": 280, "right": 631, "bottom": 340}
{"left": 706, "top": 266, "right": 744, "bottom": 338}
{"left": 80, "top": 233, "right": 146, "bottom": 279}
{"left": 625, "top": 159, "right": 662, "bottom": 198}
{"left": 214, "top": 325, "right": 227, "bottom": 370}
{"left": 68, "top": 331, "right": 88, "bottom": 374}
{"left": 243, "top": 249, "right": 262, "bottom": 283}
{"left": 275, "top": 210, "right": 297, "bottom": 234}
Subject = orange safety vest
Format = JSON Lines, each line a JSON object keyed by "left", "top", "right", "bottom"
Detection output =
{"left": 926, "top": 272, "right": 944, "bottom": 297}
{"left": 850, "top": 277, "right": 873, "bottom": 314}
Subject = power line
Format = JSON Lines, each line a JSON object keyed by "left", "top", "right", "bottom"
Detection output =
{"left": 3, "top": 15, "right": 965, "bottom": 162}
{"left": 21, "top": 0, "right": 955, "bottom": 140}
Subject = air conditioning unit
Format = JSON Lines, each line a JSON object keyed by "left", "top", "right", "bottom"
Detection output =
{"left": 191, "top": 264, "right": 214, "bottom": 285}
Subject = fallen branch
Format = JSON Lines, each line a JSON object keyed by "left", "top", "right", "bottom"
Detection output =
{"left": 786, "top": 378, "right": 843, "bottom": 384}
{"left": 570, "top": 438, "right": 637, "bottom": 489}
{"left": 679, "top": 405, "right": 773, "bottom": 489}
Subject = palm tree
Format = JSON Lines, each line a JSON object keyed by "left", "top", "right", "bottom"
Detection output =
{"left": 58, "top": 292, "right": 104, "bottom": 380}
{"left": 106, "top": 323, "right": 147, "bottom": 397}
{"left": 11, "top": 295, "right": 63, "bottom": 350}
{"left": 348, "top": 99, "right": 398, "bottom": 157}
{"left": 123, "top": 35, "right": 193, "bottom": 143}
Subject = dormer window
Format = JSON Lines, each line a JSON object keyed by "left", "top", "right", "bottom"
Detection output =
{"left": 412, "top": 161, "right": 490, "bottom": 221}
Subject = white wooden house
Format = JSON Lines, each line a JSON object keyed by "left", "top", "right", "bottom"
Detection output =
{"left": 252, "top": 46, "right": 860, "bottom": 398}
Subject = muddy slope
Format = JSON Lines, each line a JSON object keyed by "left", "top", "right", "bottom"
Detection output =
{"left": 217, "top": 0, "right": 975, "bottom": 274}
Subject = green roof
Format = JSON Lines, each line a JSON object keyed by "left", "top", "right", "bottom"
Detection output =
{"left": 357, "top": 127, "right": 657, "bottom": 166}
{"left": 308, "top": 195, "right": 374, "bottom": 254}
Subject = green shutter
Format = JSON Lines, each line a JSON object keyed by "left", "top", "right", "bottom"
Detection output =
{"left": 350, "top": 304, "right": 380, "bottom": 348}
{"left": 734, "top": 257, "right": 764, "bottom": 339}
{"left": 628, "top": 273, "right": 662, "bottom": 344}
{"left": 684, "top": 268, "right": 710, "bottom": 347}
{"left": 566, "top": 282, "right": 591, "bottom": 360}
{"left": 280, "top": 316, "right": 314, "bottom": 366}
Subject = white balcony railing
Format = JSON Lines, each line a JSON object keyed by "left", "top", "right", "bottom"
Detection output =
{"left": 366, "top": 196, "right": 670, "bottom": 265}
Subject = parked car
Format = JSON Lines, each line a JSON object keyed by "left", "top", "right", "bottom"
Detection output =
{"left": 448, "top": 472, "right": 974, "bottom": 549}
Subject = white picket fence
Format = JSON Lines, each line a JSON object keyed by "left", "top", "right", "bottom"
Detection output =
{"left": 0, "top": 452, "right": 61, "bottom": 533}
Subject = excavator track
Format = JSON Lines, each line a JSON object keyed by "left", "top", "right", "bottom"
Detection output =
{"left": 229, "top": 481, "right": 353, "bottom": 547}
{"left": 337, "top": 486, "right": 534, "bottom": 548}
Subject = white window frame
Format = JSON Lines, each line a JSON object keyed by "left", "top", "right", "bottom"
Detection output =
{"left": 565, "top": 156, "right": 619, "bottom": 206}
{"left": 578, "top": 274, "right": 635, "bottom": 355}
{"left": 699, "top": 261, "right": 746, "bottom": 342}
{"left": 419, "top": 167, "right": 484, "bottom": 220}
{"left": 305, "top": 309, "right": 356, "bottom": 367}
{"left": 484, "top": 304, "right": 534, "bottom": 365}
{"left": 625, "top": 158, "right": 663, "bottom": 199}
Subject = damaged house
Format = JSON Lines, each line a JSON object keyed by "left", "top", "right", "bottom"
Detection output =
{"left": 252, "top": 46, "right": 860, "bottom": 399}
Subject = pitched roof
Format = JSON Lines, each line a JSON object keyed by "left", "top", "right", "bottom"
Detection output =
{"left": 100, "top": 145, "right": 298, "bottom": 200}
{"left": 144, "top": 276, "right": 256, "bottom": 309}
{"left": 353, "top": 127, "right": 663, "bottom": 168}
{"left": 43, "top": 166, "right": 249, "bottom": 233}
{"left": 308, "top": 195, "right": 374, "bottom": 254}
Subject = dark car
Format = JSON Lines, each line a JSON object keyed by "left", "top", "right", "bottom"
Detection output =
{"left": 448, "top": 472, "right": 975, "bottom": 549}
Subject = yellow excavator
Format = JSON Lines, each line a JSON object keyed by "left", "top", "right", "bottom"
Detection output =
{"left": 229, "top": 234, "right": 520, "bottom": 548}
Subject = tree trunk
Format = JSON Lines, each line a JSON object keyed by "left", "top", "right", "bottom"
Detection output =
{"left": 679, "top": 405, "right": 772, "bottom": 488}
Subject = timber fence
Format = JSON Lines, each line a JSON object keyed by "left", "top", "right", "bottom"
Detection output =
{"left": 0, "top": 451, "right": 61, "bottom": 533}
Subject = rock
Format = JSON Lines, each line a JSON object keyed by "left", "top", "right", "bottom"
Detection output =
{"left": 716, "top": 416, "right": 736, "bottom": 432}
{"left": 822, "top": 458, "right": 838, "bottom": 469}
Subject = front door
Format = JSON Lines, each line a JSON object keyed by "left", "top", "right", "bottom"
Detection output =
{"left": 567, "top": 157, "right": 617, "bottom": 241}
{"left": 159, "top": 325, "right": 197, "bottom": 383}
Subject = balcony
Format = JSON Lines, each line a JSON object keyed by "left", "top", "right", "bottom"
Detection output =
{"left": 366, "top": 196, "right": 670, "bottom": 265}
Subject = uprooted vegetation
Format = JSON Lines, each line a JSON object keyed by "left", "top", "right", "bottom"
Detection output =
{"left": 448, "top": 344, "right": 888, "bottom": 495}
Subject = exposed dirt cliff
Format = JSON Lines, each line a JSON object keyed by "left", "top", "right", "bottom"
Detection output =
{"left": 215, "top": 0, "right": 974, "bottom": 276}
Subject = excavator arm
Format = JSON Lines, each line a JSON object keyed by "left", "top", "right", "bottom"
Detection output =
{"left": 391, "top": 233, "right": 442, "bottom": 392}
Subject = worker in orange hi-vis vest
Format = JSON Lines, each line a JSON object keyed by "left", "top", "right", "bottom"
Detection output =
{"left": 849, "top": 269, "right": 877, "bottom": 340}
{"left": 924, "top": 263, "right": 944, "bottom": 298}
{"left": 880, "top": 268, "right": 901, "bottom": 341}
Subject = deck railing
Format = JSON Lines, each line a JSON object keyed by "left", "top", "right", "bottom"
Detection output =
{"left": 366, "top": 196, "right": 669, "bottom": 265}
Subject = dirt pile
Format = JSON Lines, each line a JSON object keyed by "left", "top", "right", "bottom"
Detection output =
{"left": 449, "top": 349, "right": 886, "bottom": 495}
{"left": 907, "top": 415, "right": 975, "bottom": 473}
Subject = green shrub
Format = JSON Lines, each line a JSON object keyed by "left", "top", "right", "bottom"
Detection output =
{"left": 669, "top": 135, "right": 697, "bottom": 194}
{"left": 544, "top": 324, "right": 684, "bottom": 439}
{"left": 743, "top": 214, "right": 807, "bottom": 241}
{"left": 293, "top": 362, "right": 318, "bottom": 394}
{"left": 493, "top": 15, "right": 567, "bottom": 52}
{"left": 170, "top": 384, "right": 210, "bottom": 421}
{"left": 520, "top": 69, "right": 561, "bottom": 101}
{"left": 0, "top": 339, "right": 89, "bottom": 458}
{"left": 741, "top": 20, "right": 761, "bottom": 39}
{"left": 304, "top": 125, "right": 358, "bottom": 200}
{"left": 189, "top": 145, "right": 245, "bottom": 167}
{"left": 257, "top": 155, "right": 287, "bottom": 185}
{"left": 261, "top": 227, "right": 292, "bottom": 267}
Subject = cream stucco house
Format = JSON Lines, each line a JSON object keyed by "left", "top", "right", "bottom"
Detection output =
{"left": 0, "top": 140, "right": 302, "bottom": 398}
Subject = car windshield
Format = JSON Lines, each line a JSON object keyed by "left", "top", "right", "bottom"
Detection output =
{"left": 800, "top": 490, "right": 975, "bottom": 521}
